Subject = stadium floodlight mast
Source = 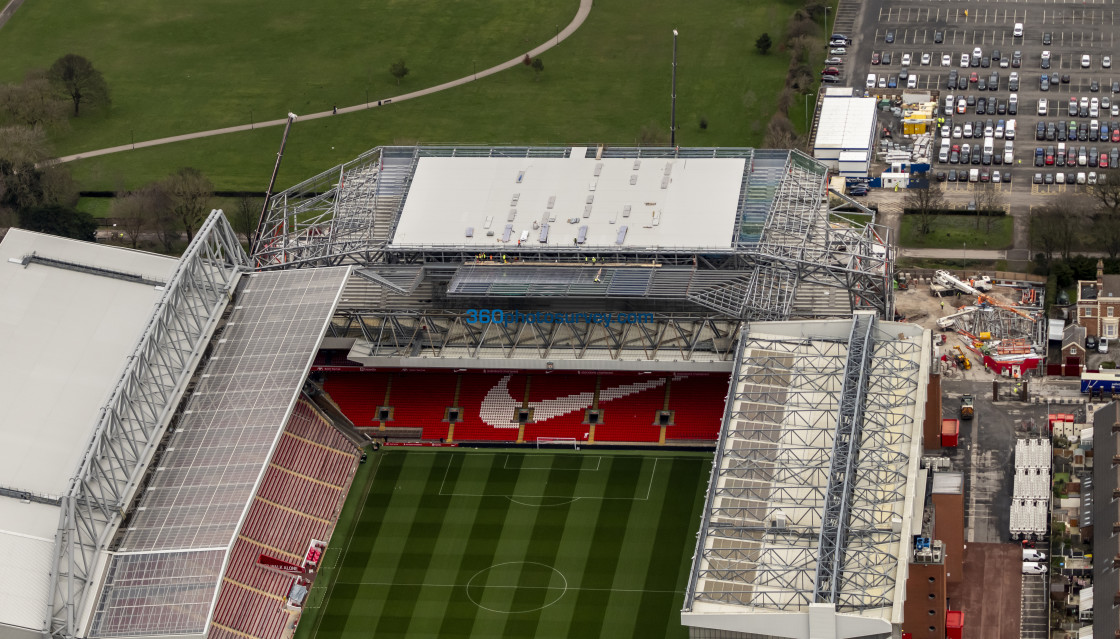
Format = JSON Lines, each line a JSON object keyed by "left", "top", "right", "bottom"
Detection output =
{"left": 671, "top": 29, "right": 678, "bottom": 147}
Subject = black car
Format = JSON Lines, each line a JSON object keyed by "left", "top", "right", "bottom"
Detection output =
{"left": 1044, "top": 172, "right": 1054, "bottom": 184}
{"left": 947, "top": 170, "right": 957, "bottom": 182}
{"left": 935, "top": 30, "right": 944, "bottom": 43}
{"left": 1057, "top": 126, "right": 1066, "bottom": 142}
{"left": 1061, "top": 74, "right": 1071, "bottom": 84}
{"left": 936, "top": 171, "right": 947, "bottom": 181}
{"left": 992, "top": 50, "right": 1001, "bottom": 61}
{"left": 971, "top": 55, "right": 980, "bottom": 67}
{"left": 1088, "top": 335, "right": 1099, "bottom": 351}
{"left": 1037, "top": 122, "right": 1046, "bottom": 140}
{"left": 1051, "top": 73, "right": 1060, "bottom": 85}
{"left": 958, "top": 76, "right": 969, "bottom": 90}
{"left": 997, "top": 100, "right": 1007, "bottom": 114}
{"left": 882, "top": 51, "right": 892, "bottom": 65}
{"left": 1046, "top": 123, "right": 1056, "bottom": 140}
{"left": 1042, "top": 57, "right": 1051, "bottom": 69}
{"left": 973, "top": 121, "right": 984, "bottom": 138}
{"left": 1090, "top": 125, "right": 1099, "bottom": 142}
{"left": 1043, "top": 32, "right": 1053, "bottom": 45}
{"left": 1012, "top": 51, "right": 1022, "bottom": 68}
{"left": 1113, "top": 81, "right": 1120, "bottom": 94}
{"left": 1079, "top": 123, "right": 1089, "bottom": 141}
{"left": 987, "top": 101, "right": 997, "bottom": 115}
{"left": 1033, "top": 172, "right": 1044, "bottom": 183}
{"left": 947, "top": 71, "right": 958, "bottom": 90}
{"left": 978, "top": 78, "right": 987, "bottom": 91}
{"left": 1091, "top": 80, "right": 1100, "bottom": 92}
{"left": 885, "top": 30, "right": 895, "bottom": 44}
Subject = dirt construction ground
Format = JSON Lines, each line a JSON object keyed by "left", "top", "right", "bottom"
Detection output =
{"left": 894, "top": 283, "right": 1033, "bottom": 382}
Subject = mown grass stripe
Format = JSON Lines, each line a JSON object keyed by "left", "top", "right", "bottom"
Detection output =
{"left": 371, "top": 454, "right": 454, "bottom": 637}
{"left": 435, "top": 452, "right": 520, "bottom": 637}
{"left": 314, "top": 452, "right": 404, "bottom": 637}
{"left": 555, "top": 454, "right": 642, "bottom": 638}
{"left": 635, "top": 458, "right": 708, "bottom": 639}
{"left": 499, "top": 454, "right": 584, "bottom": 638}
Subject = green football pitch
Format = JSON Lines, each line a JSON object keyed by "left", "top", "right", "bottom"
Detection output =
{"left": 299, "top": 449, "right": 712, "bottom": 639}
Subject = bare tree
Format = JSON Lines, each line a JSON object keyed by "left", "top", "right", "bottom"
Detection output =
{"left": 231, "top": 196, "right": 263, "bottom": 244}
{"left": 1031, "top": 202, "right": 1083, "bottom": 261}
{"left": 0, "top": 70, "right": 69, "bottom": 127}
{"left": 161, "top": 167, "right": 212, "bottom": 243}
{"left": 903, "top": 184, "right": 947, "bottom": 237}
{"left": 47, "top": 54, "right": 110, "bottom": 117}
{"left": 1090, "top": 173, "right": 1120, "bottom": 258}
{"left": 112, "top": 184, "right": 170, "bottom": 249}
{"left": 0, "top": 124, "right": 50, "bottom": 167}
{"left": 764, "top": 112, "right": 799, "bottom": 149}
{"left": 974, "top": 183, "right": 1005, "bottom": 233}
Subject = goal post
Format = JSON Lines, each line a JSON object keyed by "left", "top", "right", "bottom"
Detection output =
{"left": 536, "top": 437, "right": 579, "bottom": 451}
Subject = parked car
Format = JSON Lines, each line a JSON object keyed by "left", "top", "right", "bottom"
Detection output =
{"left": 1105, "top": 55, "right": 1113, "bottom": 68}
{"left": 871, "top": 52, "right": 881, "bottom": 65}
{"left": 830, "top": 47, "right": 847, "bottom": 55}
{"left": 1083, "top": 54, "right": 1092, "bottom": 68}
{"left": 921, "top": 53, "right": 931, "bottom": 65}
{"left": 902, "top": 53, "right": 912, "bottom": 66}
{"left": 935, "top": 30, "right": 945, "bottom": 43}
{"left": 885, "top": 30, "right": 895, "bottom": 43}
{"left": 1088, "top": 335, "right": 1099, "bottom": 350}
{"left": 1101, "top": 338, "right": 1110, "bottom": 354}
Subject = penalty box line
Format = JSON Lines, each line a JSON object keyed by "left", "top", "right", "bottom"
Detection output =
{"left": 503, "top": 454, "right": 602, "bottom": 471}
{"left": 438, "top": 456, "right": 657, "bottom": 501}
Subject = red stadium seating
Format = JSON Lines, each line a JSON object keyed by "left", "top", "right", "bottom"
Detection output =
{"left": 210, "top": 399, "right": 359, "bottom": 639}
{"left": 322, "top": 370, "right": 729, "bottom": 444}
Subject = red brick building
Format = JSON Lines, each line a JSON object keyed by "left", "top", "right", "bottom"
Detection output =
{"left": 1075, "top": 260, "right": 1120, "bottom": 341}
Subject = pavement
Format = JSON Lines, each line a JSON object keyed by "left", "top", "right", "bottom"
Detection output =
{"left": 52, "top": 0, "right": 595, "bottom": 165}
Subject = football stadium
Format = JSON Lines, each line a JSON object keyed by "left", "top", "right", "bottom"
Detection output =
{"left": 0, "top": 145, "right": 930, "bottom": 639}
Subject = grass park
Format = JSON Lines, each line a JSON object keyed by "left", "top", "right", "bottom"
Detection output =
{"left": 297, "top": 449, "right": 710, "bottom": 639}
{"left": 0, "top": 0, "right": 822, "bottom": 193}
{"left": 899, "top": 213, "right": 1015, "bottom": 250}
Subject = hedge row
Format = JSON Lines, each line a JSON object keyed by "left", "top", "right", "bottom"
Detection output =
{"left": 902, "top": 207, "right": 1006, "bottom": 217}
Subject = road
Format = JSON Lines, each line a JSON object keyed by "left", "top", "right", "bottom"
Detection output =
{"left": 53, "top": 0, "right": 595, "bottom": 165}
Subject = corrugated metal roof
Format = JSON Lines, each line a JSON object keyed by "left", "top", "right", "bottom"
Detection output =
{"left": 932, "top": 471, "right": 963, "bottom": 494}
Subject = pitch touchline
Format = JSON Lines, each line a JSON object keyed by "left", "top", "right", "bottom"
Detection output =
{"left": 336, "top": 581, "right": 682, "bottom": 593}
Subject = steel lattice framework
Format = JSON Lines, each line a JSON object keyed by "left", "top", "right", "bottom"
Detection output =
{"left": 47, "top": 212, "right": 249, "bottom": 638}
{"left": 684, "top": 318, "right": 924, "bottom": 613}
{"left": 330, "top": 310, "right": 742, "bottom": 364}
{"left": 252, "top": 146, "right": 894, "bottom": 324}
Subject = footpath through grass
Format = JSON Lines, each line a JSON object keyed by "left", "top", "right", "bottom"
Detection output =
{"left": 299, "top": 449, "right": 711, "bottom": 639}
{"left": 899, "top": 214, "right": 1014, "bottom": 250}
{"left": 0, "top": 0, "right": 806, "bottom": 191}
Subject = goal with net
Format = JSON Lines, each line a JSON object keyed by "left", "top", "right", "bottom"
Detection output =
{"left": 535, "top": 437, "right": 580, "bottom": 450}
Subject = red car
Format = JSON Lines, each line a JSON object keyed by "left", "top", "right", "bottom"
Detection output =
{"left": 872, "top": 52, "right": 881, "bottom": 65}
{"left": 969, "top": 71, "right": 979, "bottom": 83}
{"left": 1046, "top": 151, "right": 1054, "bottom": 165}
{"left": 1101, "top": 153, "right": 1110, "bottom": 168}
{"left": 1112, "top": 128, "right": 1120, "bottom": 143}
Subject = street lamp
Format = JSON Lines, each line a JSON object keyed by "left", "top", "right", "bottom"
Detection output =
{"left": 824, "top": 6, "right": 830, "bottom": 40}
{"left": 671, "top": 29, "right": 679, "bottom": 147}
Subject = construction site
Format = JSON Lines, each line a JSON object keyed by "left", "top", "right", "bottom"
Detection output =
{"left": 894, "top": 268, "right": 1047, "bottom": 380}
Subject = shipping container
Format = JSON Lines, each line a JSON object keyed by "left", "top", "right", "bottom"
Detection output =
{"left": 946, "top": 610, "right": 964, "bottom": 639}
{"left": 941, "top": 418, "right": 960, "bottom": 447}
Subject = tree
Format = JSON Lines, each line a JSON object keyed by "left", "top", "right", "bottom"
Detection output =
{"left": 18, "top": 205, "right": 96, "bottom": 241}
{"left": 902, "top": 184, "right": 947, "bottom": 237}
{"left": 763, "top": 112, "right": 800, "bottom": 150}
{"left": 531, "top": 57, "right": 544, "bottom": 80}
{"left": 0, "top": 125, "right": 75, "bottom": 214}
{"left": 1090, "top": 173, "right": 1120, "bottom": 258}
{"left": 161, "top": 167, "right": 212, "bottom": 243}
{"left": 231, "top": 196, "right": 263, "bottom": 245}
{"left": 112, "top": 184, "right": 170, "bottom": 249}
{"left": 1031, "top": 202, "right": 1082, "bottom": 261}
{"left": 389, "top": 60, "right": 409, "bottom": 85}
{"left": 974, "top": 183, "right": 1005, "bottom": 233}
{"left": 756, "top": 33, "right": 773, "bottom": 55}
{"left": 47, "top": 54, "right": 110, "bottom": 117}
{"left": 0, "top": 70, "right": 69, "bottom": 127}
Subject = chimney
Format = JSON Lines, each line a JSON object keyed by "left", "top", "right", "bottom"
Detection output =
{"left": 1099, "top": 258, "right": 1106, "bottom": 286}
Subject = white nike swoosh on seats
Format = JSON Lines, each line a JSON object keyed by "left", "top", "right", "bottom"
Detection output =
{"left": 479, "top": 375, "right": 666, "bottom": 428}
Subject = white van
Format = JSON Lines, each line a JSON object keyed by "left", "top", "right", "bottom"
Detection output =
{"left": 1004, "top": 142, "right": 1014, "bottom": 164}
{"left": 1014, "top": 23, "right": 1024, "bottom": 37}
{"left": 1077, "top": 171, "right": 1087, "bottom": 184}
{"left": 867, "top": 73, "right": 877, "bottom": 88}
{"left": 1006, "top": 119, "right": 1017, "bottom": 140}
{"left": 969, "top": 168, "right": 980, "bottom": 182}
{"left": 1038, "top": 98, "right": 1048, "bottom": 116}
{"left": 983, "top": 137, "right": 994, "bottom": 163}
{"left": 1022, "top": 549, "right": 1047, "bottom": 561}
{"left": 1009, "top": 93, "right": 1019, "bottom": 112}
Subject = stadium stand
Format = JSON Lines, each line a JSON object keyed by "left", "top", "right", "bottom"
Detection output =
{"left": 209, "top": 399, "right": 360, "bottom": 639}
{"left": 322, "top": 370, "right": 728, "bottom": 444}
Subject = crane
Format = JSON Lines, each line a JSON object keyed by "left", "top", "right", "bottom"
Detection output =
{"left": 976, "top": 294, "right": 1036, "bottom": 322}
